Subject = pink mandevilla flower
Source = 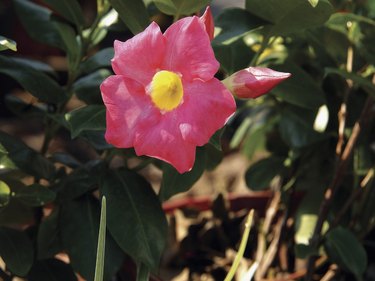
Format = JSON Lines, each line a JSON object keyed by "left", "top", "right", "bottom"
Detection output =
{"left": 100, "top": 11, "right": 236, "bottom": 173}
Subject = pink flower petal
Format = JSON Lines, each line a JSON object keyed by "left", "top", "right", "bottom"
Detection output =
{"left": 200, "top": 6, "right": 215, "bottom": 40}
{"left": 111, "top": 22, "right": 166, "bottom": 86}
{"left": 177, "top": 78, "right": 236, "bottom": 146}
{"left": 223, "top": 67, "right": 291, "bottom": 99}
{"left": 134, "top": 117, "right": 196, "bottom": 173}
{"left": 100, "top": 75, "right": 160, "bottom": 148}
{"left": 162, "top": 16, "right": 219, "bottom": 82}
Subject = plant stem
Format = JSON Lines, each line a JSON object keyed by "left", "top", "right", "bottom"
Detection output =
{"left": 136, "top": 263, "right": 150, "bottom": 281}
{"left": 305, "top": 96, "right": 374, "bottom": 281}
{"left": 250, "top": 32, "right": 274, "bottom": 66}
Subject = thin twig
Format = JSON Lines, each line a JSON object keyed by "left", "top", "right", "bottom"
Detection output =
{"left": 305, "top": 96, "right": 374, "bottom": 280}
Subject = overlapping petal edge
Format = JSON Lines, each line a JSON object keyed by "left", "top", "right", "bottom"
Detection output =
{"left": 101, "top": 15, "right": 236, "bottom": 173}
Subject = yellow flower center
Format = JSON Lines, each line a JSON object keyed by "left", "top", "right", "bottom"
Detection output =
{"left": 150, "top": 70, "right": 183, "bottom": 111}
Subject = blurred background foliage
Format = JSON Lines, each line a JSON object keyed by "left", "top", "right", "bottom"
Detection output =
{"left": 0, "top": 0, "right": 375, "bottom": 280}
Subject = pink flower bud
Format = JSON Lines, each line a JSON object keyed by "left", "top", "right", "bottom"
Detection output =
{"left": 222, "top": 67, "right": 291, "bottom": 99}
{"left": 200, "top": 6, "right": 214, "bottom": 41}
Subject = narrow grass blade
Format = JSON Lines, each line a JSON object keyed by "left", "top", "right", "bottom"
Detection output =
{"left": 94, "top": 196, "right": 107, "bottom": 281}
{"left": 224, "top": 209, "right": 255, "bottom": 281}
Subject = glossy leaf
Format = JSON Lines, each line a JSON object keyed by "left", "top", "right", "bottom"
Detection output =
{"left": 154, "top": 0, "right": 209, "bottom": 17}
{"left": 160, "top": 146, "right": 206, "bottom": 201}
{"left": 245, "top": 0, "right": 333, "bottom": 36}
{"left": 271, "top": 62, "right": 326, "bottom": 109}
{"left": 109, "top": 0, "right": 149, "bottom": 34}
{"left": 325, "top": 226, "right": 367, "bottom": 277}
{"left": 73, "top": 69, "right": 111, "bottom": 104}
{"left": 65, "top": 105, "right": 106, "bottom": 138}
{"left": 80, "top": 48, "right": 114, "bottom": 74}
{"left": 42, "top": 0, "right": 84, "bottom": 27}
{"left": 245, "top": 156, "right": 285, "bottom": 190}
{"left": 13, "top": 183, "right": 56, "bottom": 207}
{"left": 213, "top": 8, "right": 267, "bottom": 44}
{"left": 54, "top": 21, "right": 81, "bottom": 67}
{"left": 60, "top": 195, "right": 124, "bottom": 281}
{"left": 0, "top": 131, "right": 55, "bottom": 180}
{"left": 100, "top": 169, "right": 168, "bottom": 270}
{"left": 0, "top": 55, "right": 65, "bottom": 104}
{"left": 0, "top": 227, "right": 34, "bottom": 276}
{"left": 308, "top": 0, "right": 319, "bottom": 7}
{"left": 0, "top": 35, "right": 17, "bottom": 51}
{"left": 28, "top": 259, "right": 78, "bottom": 281}
{"left": 0, "top": 180, "right": 10, "bottom": 207}
{"left": 13, "top": 0, "right": 65, "bottom": 49}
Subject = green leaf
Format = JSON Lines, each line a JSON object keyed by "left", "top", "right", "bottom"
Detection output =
{"left": 54, "top": 21, "right": 81, "bottom": 68}
{"left": 37, "top": 208, "right": 62, "bottom": 259}
{"left": 245, "top": 0, "right": 333, "bottom": 36}
{"left": 213, "top": 38, "right": 254, "bottom": 74}
{"left": 42, "top": 0, "right": 84, "bottom": 27}
{"left": 13, "top": 183, "right": 56, "bottom": 207}
{"left": 308, "top": 0, "right": 319, "bottom": 7}
{"left": 245, "top": 156, "right": 285, "bottom": 190}
{"left": 325, "top": 68, "right": 375, "bottom": 97}
{"left": 325, "top": 13, "right": 375, "bottom": 36}
{"left": 159, "top": 147, "right": 206, "bottom": 201}
{"left": 94, "top": 196, "right": 106, "bottom": 281}
{"left": 0, "top": 227, "right": 34, "bottom": 276}
{"left": 0, "top": 131, "right": 56, "bottom": 180}
{"left": 0, "top": 35, "right": 17, "bottom": 51}
{"left": 279, "top": 105, "right": 326, "bottom": 148}
{"left": 73, "top": 69, "right": 111, "bottom": 104}
{"left": 325, "top": 226, "right": 367, "bottom": 278}
{"left": 213, "top": 8, "right": 267, "bottom": 44}
{"left": 11, "top": 57, "right": 56, "bottom": 75}
{"left": 80, "top": 48, "right": 114, "bottom": 74}
{"left": 272, "top": 62, "right": 326, "bottom": 109}
{"left": 28, "top": 259, "right": 78, "bottom": 281}
{"left": 0, "top": 180, "right": 11, "bottom": 207}
{"left": 65, "top": 105, "right": 106, "bottom": 138}
{"left": 0, "top": 55, "right": 66, "bottom": 104}
{"left": 60, "top": 195, "right": 124, "bottom": 281}
{"left": 13, "top": 0, "right": 65, "bottom": 49}
{"left": 153, "top": 0, "right": 209, "bottom": 17}
{"left": 109, "top": 0, "right": 149, "bottom": 34}
{"left": 100, "top": 169, "right": 168, "bottom": 270}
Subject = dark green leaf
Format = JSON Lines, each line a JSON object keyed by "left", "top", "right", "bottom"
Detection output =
{"left": 279, "top": 106, "right": 326, "bottom": 148}
{"left": 28, "top": 259, "right": 78, "bottom": 281}
{"left": 325, "top": 226, "right": 367, "bottom": 277}
{"left": 109, "top": 0, "right": 150, "bottom": 34}
{"left": 245, "top": 0, "right": 333, "bottom": 36}
{"left": 160, "top": 147, "right": 206, "bottom": 201}
{"left": 213, "top": 8, "right": 267, "bottom": 44}
{"left": 42, "top": 0, "right": 84, "bottom": 27}
{"left": 0, "top": 197, "right": 34, "bottom": 225}
{"left": 294, "top": 243, "right": 318, "bottom": 259}
{"left": 325, "top": 13, "right": 375, "bottom": 36}
{"left": 0, "top": 131, "right": 55, "bottom": 180}
{"left": 73, "top": 69, "right": 111, "bottom": 104}
{"left": 60, "top": 195, "right": 124, "bottom": 281}
{"left": 54, "top": 21, "right": 81, "bottom": 67}
{"left": 0, "top": 55, "right": 66, "bottom": 104}
{"left": 100, "top": 169, "right": 167, "bottom": 270}
{"left": 13, "top": 0, "right": 65, "bottom": 49}
{"left": 0, "top": 35, "right": 17, "bottom": 51}
{"left": 65, "top": 105, "right": 106, "bottom": 138}
{"left": 153, "top": 0, "right": 209, "bottom": 16}
{"left": 13, "top": 183, "right": 56, "bottom": 207}
{"left": 37, "top": 208, "right": 62, "bottom": 259}
{"left": 80, "top": 48, "right": 114, "bottom": 74}
{"left": 204, "top": 144, "right": 223, "bottom": 171}
{"left": 325, "top": 68, "right": 375, "bottom": 97}
{"left": 10, "top": 57, "right": 56, "bottom": 76}
{"left": 0, "top": 227, "right": 34, "bottom": 276}
{"left": 213, "top": 38, "right": 254, "bottom": 74}
{"left": 245, "top": 156, "right": 285, "bottom": 190}
{"left": 80, "top": 131, "right": 112, "bottom": 150}
{"left": 272, "top": 62, "right": 326, "bottom": 109}
{"left": 0, "top": 180, "right": 10, "bottom": 207}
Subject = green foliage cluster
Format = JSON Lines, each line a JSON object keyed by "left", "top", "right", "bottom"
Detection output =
{"left": 0, "top": 0, "right": 374, "bottom": 280}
